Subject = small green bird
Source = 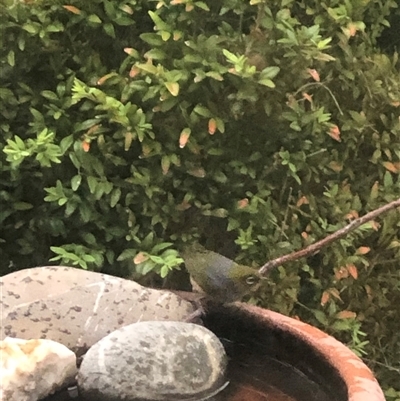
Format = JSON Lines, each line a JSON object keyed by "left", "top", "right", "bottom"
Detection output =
{"left": 181, "top": 243, "right": 262, "bottom": 303}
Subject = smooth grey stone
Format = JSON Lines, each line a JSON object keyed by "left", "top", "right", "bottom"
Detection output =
{"left": 1, "top": 266, "right": 196, "bottom": 356}
{"left": 77, "top": 321, "right": 228, "bottom": 401}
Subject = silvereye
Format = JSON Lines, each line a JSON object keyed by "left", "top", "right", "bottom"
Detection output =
{"left": 181, "top": 243, "right": 261, "bottom": 303}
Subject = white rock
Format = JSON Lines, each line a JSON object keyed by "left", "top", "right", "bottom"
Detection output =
{"left": 0, "top": 337, "right": 78, "bottom": 401}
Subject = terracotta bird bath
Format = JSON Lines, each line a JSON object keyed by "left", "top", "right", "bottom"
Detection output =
{"left": 43, "top": 300, "right": 385, "bottom": 401}
{"left": 202, "top": 302, "right": 384, "bottom": 401}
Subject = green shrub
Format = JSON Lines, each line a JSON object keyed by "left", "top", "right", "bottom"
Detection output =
{"left": 1, "top": 0, "right": 399, "bottom": 393}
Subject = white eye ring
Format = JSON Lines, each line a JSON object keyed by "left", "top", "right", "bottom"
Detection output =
{"left": 246, "top": 275, "right": 257, "bottom": 285}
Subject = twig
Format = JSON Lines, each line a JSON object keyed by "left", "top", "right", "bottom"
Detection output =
{"left": 258, "top": 198, "right": 400, "bottom": 276}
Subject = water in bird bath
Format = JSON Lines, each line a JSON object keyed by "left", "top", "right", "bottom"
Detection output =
{"left": 203, "top": 303, "right": 347, "bottom": 401}
{"left": 42, "top": 353, "right": 333, "bottom": 401}
{"left": 210, "top": 340, "right": 332, "bottom": 401}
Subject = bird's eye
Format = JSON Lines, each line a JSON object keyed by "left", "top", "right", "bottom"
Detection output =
{"left": 246, "top": 275, "right": 258, "bottom": 285}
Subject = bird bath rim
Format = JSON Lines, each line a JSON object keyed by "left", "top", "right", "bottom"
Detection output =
{"left": 213, "top": 302, "right": 385, "bottom": 401}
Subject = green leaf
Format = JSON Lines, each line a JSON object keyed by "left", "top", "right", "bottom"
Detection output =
{"left": 136, "top": 63, "right": 158, "bottom": 75}
{"left": 258, "top": 78, "right": 275, "bottom": 88}
{"left": 87, "top": 176, "right": 97, "bottom": 193}
{"left": 41, "top": 90, "right": 59, "bottom": 101}
{"left": 259, "top": 66, "right": 280, "bottom": 80}
{"left": 13, "top": 202, "right": 33, "bottom": 210}
{"left": 117, "top": 248, "right": 137, "bottom": 261}
{"left": 140, "top": 260, "right": 157, "bottom": 275}
{"left": 193, "top": 105, "right": 212, "bottom": 117}
{"left": 313, "top": 310, "right": 328, "bottom": 325}
{"left": 103, "top": 23, "right": 116, "bottom": 38}
{"left": 152, "top": 242, "right": 173, "bottom": 252}
{"left": 7, "top": 51, "right": 15, "bottom": 67}
{"left": 82, "top": 233, "right": 97, "bottom": 245}
{"left": 383, "top": 171, "right": 393, "bottom": 187}
{"left": 160, "top": 265, "right": 169, "bottom": 278}
{"left": 79, "top": 203, "right": 92, "bottom": 222}
{"left": 60, "top": 135, "right": 74, "bottom": 153}
{"left": 205, "top": 71, "right": 224, "bottom": 81}
{"left": 161, "top": 31, "right": 171, "bottom": 41}
{"left": 148, "top": 11, "right": 170, "bottom": 31}
{"left": 161, "top": 155, "right": 170, "bottom": 174}
{"left": 144, "top": 49, "right": 166, "bottom": 60}
{"left": 88, "top": 14, "right": 102, "bottom": 24}
{"left": 110, "top": 188, "right": 121, "bottom": 207}
{"left": 194, "top": 1, "right": 210, "bottom": 10}
{"left": 71, "top": 175, "right": 82, "bottom": 191}
{"left": 165, "top": 82, "right": 179, "bottom": 96}
{"left": 22, "top": 23, "right": 39, "bottom": 34}
{"left": 222, "top": 49, "right": 239, "bottom": 63}
{"left": 140, "top": 33, "right": 164, "bottom": 46}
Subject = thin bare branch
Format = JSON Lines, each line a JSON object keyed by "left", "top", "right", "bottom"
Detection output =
{"left": 258, "top": 198, "right": 400, "bottom": 276}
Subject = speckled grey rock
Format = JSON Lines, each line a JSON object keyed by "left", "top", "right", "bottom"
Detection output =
{"left": 77, "top": 321, "right": 228, "bottom": 401}
{"left": 1, "top": 266, "right": 196, "bottom": 356}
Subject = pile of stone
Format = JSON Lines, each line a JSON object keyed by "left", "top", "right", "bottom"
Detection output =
{"left": 0, "top": 267, "right": 227, "bottom": 401}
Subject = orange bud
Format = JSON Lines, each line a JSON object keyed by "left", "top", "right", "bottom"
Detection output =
{"left": 383, "top": 161, "right": 399, "bottom": 173}
{"left": 329, "top": 288, "right": 342, "bottom": 302}
{"left": 237, "top": 198, "right": 249, "bottom": 209}
{"left": 134, "top": 252, "right": 148, "bottom": 264}
{"left": 345, "top": 210, "right": 359, "bottom": 220}
{"left": 63, "top": 5, "right": 81, "bottom": 14}
{"left": 335, "top": 267, "right": 349, "bottom": 280}
{"left": 208, "top": 118, "right": 217, "bottom": 135}
{"left": 302, "top": 92, "right": 313, "bottom": 103}
{"left": 347, "top": 264, "right": 358, "bottom": 279}
{"left": 296, "top": 195, "right": 309, "bottom": 207}
{"left": 369, "top": 220, "right": 380, "bottom": 231}
{"left": 321, "top": 291, "right": 330, "bottom": 306}
{"left": 336, "top": 310, "right": 357, "bottom": 319}
{"left": 356, "top": 246, "right": 370, "bottom": 255}
{"left": 129, "top": 66, "right": 140, "bottom": 78}
{"left": 307, "top": 68, "right": 320, "bottom": 82}
{"left": 347, "top": 23, "right": 357, "bottom": 37}
{"left": 82, "top": 141, "right": 90, "bottom": 152}
{"left": 328, "top": 125, "right": 341, "bottom": 142}
{"left": 179, "top": 128, "right": 191, "bottom": 148}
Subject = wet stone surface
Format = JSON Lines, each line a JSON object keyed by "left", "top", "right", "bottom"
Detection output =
{"left": 1, "top": 266, "right": 197, "bottom": 356}
{"left": 77, "top": 321, "right": 228, "bottom": 401}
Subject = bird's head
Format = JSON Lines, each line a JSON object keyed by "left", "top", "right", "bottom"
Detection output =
{"left": 227, "top": 263, "right": 262, "bottom": 296}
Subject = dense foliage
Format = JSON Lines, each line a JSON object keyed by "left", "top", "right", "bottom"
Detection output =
{"left": 1, "top": 0, "right": 399, "bottom": 396}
